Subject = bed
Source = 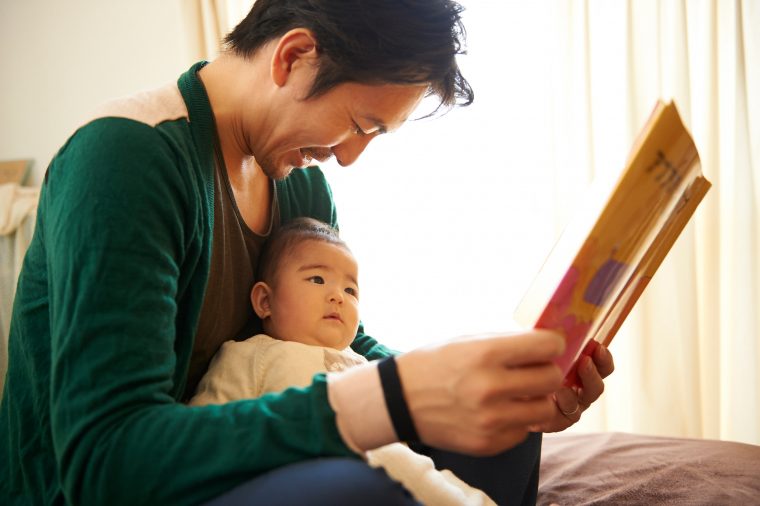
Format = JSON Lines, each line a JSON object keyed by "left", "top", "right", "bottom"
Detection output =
{"left": 538, "top": 431, "right": 760, "bottom": 505}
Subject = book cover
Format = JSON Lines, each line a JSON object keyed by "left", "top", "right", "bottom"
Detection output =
{"left": 514, "top": 100, "right": 711, "bottom": 386}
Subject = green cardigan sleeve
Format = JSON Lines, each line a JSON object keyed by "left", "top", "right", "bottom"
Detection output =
{"left": 42, "top": 120, "right": 355, "bottom": 506}
{"left": 351, "top": 322, "right": 399, "bottom": 359}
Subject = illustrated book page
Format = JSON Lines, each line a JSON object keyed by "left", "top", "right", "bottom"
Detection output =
{"left": 515, "top": 100, "right": 711, "bottom": 386}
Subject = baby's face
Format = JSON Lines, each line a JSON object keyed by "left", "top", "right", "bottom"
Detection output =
{"left": 266, "top": 240, "right": 360, "bottom": 350}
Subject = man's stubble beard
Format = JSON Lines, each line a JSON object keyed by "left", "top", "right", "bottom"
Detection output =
{"left": 257, "top": 155, "right": 292, "bottom": 181}
{"left": 257, "top": 147, "right": 333, "bottom": 181}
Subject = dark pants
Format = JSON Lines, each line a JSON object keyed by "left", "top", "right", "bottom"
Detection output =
{"left": 205, "top": 432, "right": 542, "bottom": 506}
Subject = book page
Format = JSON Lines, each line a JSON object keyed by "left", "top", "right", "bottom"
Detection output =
{"left": 515, "top": 100, "right": 711, "bottom": 384}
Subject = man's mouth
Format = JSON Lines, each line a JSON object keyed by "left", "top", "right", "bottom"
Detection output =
{"left": 300, "top": 148, "right": 332, "bottom": 163}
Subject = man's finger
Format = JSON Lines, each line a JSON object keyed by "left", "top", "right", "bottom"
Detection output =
{"left": 554, "top": 388, "right": 582, "bottom": 420}
{"left": 577, "top": 356, "right": 604, "bottom": 405}
{"left": 475, "top": 364, "right": 563, "bottom": 398}
{"left": 483, "top": 330, "right": 565, "bottom": 367}
{"left": 594, "top": 343, "right": 615, "bottom": 377}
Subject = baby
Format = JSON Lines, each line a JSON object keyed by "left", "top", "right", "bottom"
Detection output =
{"left": 190, "top": 217, "right": 496, "bottom": 506}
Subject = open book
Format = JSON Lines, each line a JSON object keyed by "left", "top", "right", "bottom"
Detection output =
{"left": 514, "top": 100, "right": 711, "bottom": 387}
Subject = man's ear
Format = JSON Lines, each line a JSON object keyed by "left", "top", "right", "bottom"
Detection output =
{"left": 270, "top": 28, "right": 319, "bottom": 87}
{"left": 251, "top": 281, "right": 273, "bottom": 319}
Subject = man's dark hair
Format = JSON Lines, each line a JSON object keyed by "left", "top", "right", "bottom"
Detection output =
{"left": 224, "top": 0, "right": 473, "bottom": 111}
{"left": 257, "top": 217, "right": 350, "bottom": 285}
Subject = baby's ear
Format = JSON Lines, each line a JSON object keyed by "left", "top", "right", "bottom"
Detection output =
{"left": 251, "top": 281, "right": 273, "bottom": 319}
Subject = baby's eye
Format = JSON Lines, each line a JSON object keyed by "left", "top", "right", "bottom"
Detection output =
{"left": 344, "top": 287, "right": 358, "bottom": 297}
{"left": 308, "top": 276, "right": 325, "bottom": 284}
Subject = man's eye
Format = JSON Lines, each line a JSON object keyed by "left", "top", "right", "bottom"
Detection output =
{"left": 344, "top": 287, "right": 357, "bottom": 297}
{"left": 308, "top": 276, "right": 325, "bottom": 284}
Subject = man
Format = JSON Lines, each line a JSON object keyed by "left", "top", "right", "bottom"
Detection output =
{"left": 0, "top": 1, "right": 614, "bottom": 505}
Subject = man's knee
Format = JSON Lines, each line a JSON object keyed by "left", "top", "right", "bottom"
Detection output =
{"left": 205, "top": 458, "right": 419, "bottom": 506}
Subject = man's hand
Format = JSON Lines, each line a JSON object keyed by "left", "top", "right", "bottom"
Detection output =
{"left": 395, "top": 330, "right": 565, "bottom": 456}
{"left": 534, "top": 343, "right": 615, "bottom": 433}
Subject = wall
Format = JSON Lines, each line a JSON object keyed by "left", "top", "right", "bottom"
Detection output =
{"left": 0, "top": 0, "right": 203, "bottom": 185}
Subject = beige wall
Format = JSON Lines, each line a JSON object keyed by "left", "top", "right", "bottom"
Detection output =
{"left": 0, "top": 0, "right": 203, "bottom": 185}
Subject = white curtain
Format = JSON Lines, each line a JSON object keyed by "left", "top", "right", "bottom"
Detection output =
{"left": 0, "top": 184, "right": 39, "bottom": 395}
{"left": 197, "top": 0, "right": 759, "bottom": 445}
{"left": 189, "top": 0, "right": 253, "bottom": 60}
{"left": 535, "top": 0, "right": 759, "bottom": 446}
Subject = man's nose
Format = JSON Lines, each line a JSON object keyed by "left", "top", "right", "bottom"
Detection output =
{"left": 332, "top": 133, "right": 376, "bottom": 167}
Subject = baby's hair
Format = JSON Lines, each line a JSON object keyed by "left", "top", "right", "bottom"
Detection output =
{"left": 256, "top": 217, "right": 350, "bottom": 285}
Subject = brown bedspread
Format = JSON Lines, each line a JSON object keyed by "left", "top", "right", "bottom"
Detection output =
{"left": 539, "top": 431, "right": 760, "bottom": 505}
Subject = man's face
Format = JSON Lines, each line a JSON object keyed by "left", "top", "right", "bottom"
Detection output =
{"left": 264, "top": 240, "right": 360, "bottom": 350}
{"left": 253, "top": 74, "right": 427, "bottom": 180}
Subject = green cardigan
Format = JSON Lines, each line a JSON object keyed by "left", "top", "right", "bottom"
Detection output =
{"left": 0, "top": 62, "right": 393, "bottom": 506}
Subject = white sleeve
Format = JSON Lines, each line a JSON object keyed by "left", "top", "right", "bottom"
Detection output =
{"left": 366, "top": 444, "right": 497, "bottom": 506}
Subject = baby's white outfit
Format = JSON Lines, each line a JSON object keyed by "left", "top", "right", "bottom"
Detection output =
{"left": 190, "top": 334, "right": 497, "bottom": 506}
